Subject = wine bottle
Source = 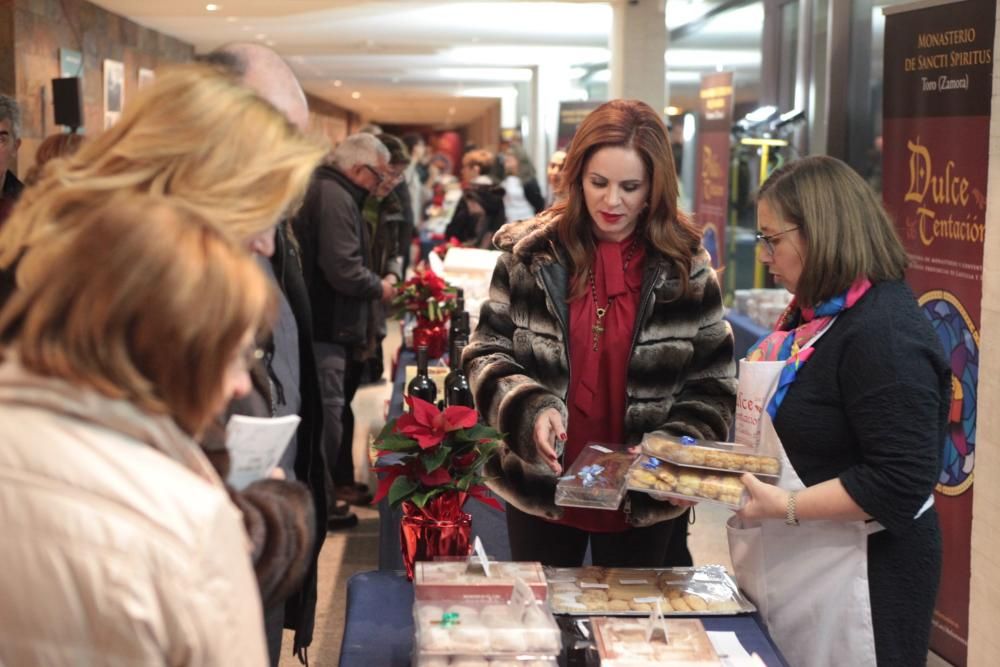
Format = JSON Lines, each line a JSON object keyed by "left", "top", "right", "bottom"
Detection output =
{"left": 444, "top": 338, "right": 475, "bottom": 409}
{"left": 407, "top": 345, "right": 437, "bottom": 406}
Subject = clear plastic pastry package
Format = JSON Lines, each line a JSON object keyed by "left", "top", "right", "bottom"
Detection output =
{"left": 412, "top": 656, "right": 557, "bottom": 667}
{"left": 414, "top": 560, "right": 548, "bottom": 602}
{"left": 543, "top": 565, "right": 754, "bottom": 616}
{"left": 591, "top": 617, "right": 721, "bottom": 667}
{"left": 412, "top": 593, "right": 562, "bottom": 660}
{"left": 626, "top": 455, "right": 748, "bottom": 509}
{"left": 554, "top": 444, "right": 637, "bottom": 510}
{"left": 640, "top": 432, "right": 781, "bottom": 477}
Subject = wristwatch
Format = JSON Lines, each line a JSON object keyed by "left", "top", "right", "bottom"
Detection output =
{"left": 785, "top": 491, "right": 800, "bottom": 526}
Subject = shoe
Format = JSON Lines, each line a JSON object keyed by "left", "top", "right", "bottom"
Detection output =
{"left": 335, "top": 484, "right": 374, "bottom": 506}
{"left": 327, "top": 511, "right": 359, "bottom": 531}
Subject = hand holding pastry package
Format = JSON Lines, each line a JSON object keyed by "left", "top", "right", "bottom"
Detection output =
{"left": 554, "top": 444, "right": 636, "bottom": 510}
{"left": 640, "top": 432, "right": 781, "bottom": 477}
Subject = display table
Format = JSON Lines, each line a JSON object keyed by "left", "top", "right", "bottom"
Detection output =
{"left": 338, "top": 570, "right": 789, "bottom": 666}
{"left": 724, "top": 311, "right": 769, "bottom": 360}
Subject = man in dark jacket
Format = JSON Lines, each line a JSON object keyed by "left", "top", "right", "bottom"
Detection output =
{"left": 204, "top": 43, "right": 330, "bottom": 667}
{"left": 0, "top": 94, "right": 24, "bottom": 228}
{"left": 293, "top": 134, "right": 395, "bottom": 513}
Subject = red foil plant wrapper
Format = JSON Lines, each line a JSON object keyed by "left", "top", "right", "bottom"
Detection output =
{"left": 391, "top": 268, "right": 458, "bottom": 359}
{"left": 373, "top": 396, "right": 503, "bottom": 579}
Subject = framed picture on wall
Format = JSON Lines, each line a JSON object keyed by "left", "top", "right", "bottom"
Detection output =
{"left": 138, "top": 67, "right": 155, "bottom": 90}
{"left": 103, "top": 59, "right": 124, "bottom": 129}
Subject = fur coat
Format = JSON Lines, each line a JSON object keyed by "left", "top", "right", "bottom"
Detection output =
{"left": 464, "top": 216, "right": 737, "bottom": 527}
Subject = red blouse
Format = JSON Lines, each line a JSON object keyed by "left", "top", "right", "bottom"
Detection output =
{"left": 559, "top": 234, "right": 646, "bottom": 533}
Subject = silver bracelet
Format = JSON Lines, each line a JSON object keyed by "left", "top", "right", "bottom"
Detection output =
{"left": 785, "top": 491, "right": 800, "bottom": 526}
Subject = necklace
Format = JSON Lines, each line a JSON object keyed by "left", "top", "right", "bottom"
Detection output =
{"left": 588, "top": 239, "right": 639, "bottom": 351}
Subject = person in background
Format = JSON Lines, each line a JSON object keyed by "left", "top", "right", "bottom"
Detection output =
{"left": 21, "top": 132, "right": 84, "bottom": 187}
{"left": 445, "top": 149, "right": 501, "bottom": 244}
{"left": 546, "top": 149, "right": 567, "bottom": 207}
{"left": 0, "top": 63, "right": 329, "bottom": 666}
{"left": 500, "top": 149, "right": 544, "bottom": 222}
{"left": 0, "top": 195, "right": 274, "bottom": 666}
{"left": 457, "top": 182, "right": 506, "bottom": 249}
{"left": 0, "top": 94, "right": 23, "bottom": 227}
{"left": 464, "top": 99, "right": 736, "bottom": 567}
{"left": 732, "top": 155, "right": 947, "bottom": 667}
{"left": 401, "top": 132, "right": 427, "bottom": 274}
{"left": 293, "top": 134, "right": 395, "bottom": 515}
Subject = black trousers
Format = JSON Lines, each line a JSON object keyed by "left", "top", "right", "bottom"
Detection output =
{"left": 315, "top": 342, "right": 366, "bottom": 491}
{"left": 506, "top": 504, "right": 693, "bottom": 567}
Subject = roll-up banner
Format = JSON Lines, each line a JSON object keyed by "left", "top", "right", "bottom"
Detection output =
{"left": 882, "top": 1, "right": 995, "bottom": 663}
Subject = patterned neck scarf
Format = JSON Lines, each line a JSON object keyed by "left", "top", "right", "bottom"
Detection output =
{"left": 747, "top": 278, "right": 872, "bottom": 418}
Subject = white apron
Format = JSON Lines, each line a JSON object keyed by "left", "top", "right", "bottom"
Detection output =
{"left": 727, "top": 320, "right": 881, "bottom": 667}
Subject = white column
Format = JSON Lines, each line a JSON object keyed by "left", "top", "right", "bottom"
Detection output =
{"left": 529, "top": 64, "right": 570, "bottom": 192}
{"left": 610, "top": 0, "right": 668, "bottom": 112}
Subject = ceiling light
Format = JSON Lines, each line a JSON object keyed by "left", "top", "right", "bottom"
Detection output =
{"left": 351, "top": 91, "right": 361, "bottom": 99}
{"left": 205, "top": 3, "right": 220, "bottom": 11}
{"left": 225, "top": 16, "right": 237, "bottom": 23}
{"left": 266, "top": 40, "right": 276, "bottom": 47}
{"left": 241, "top": 25, "right": 252, "bottom": 31}
{"left": 333, "top": 80, "right": 342, "bottom": 87}
{"left": 255, "top": 33, "right": 266, "bottom": 40}
{"left": 448, "top": 107, "right": 456, "bottom": 115}
{"left": 665, "top": 106, "right": 682, "bottom": 116}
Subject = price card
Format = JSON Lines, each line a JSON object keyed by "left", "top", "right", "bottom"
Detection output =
{"left": 644, "top": 599, "right": 670, "bottom": 644}
{"left": 465, "top": 535, "right": 492, "bottom": 578}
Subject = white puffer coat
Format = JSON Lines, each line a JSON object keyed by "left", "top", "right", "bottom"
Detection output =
{"left": 0, "top": 360, "right": 268, "bottom": 666}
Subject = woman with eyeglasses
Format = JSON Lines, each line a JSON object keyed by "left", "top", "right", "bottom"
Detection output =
{"left": 730, "top": 155, "right": 948, "bottom": 667}
{"left": 0, "top": 196, "right": 275, "bottom": 665}
{"left": 463, "top": 99, "right": 736, "bottom": 567}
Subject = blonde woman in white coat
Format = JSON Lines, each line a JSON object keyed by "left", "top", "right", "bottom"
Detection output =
{"left": 0, "top": 197, "right": 276, "bottom": 666}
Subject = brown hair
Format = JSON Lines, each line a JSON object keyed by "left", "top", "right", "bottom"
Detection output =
{"left": 23, "top": 133, "right": 84, "bottom": 186}
{"left": 758, "top": 155, "right": 908, "bottom": 307}
{"left": 462, "top": 149, "right": 495, "bottom": 178}
{"left": 551, "top": 99, "right": 701, "bottom": 299}
{"left": 0, "top": 194, "right": 276, "bottom": 436}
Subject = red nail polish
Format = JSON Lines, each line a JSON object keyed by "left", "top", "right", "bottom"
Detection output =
{"left": 560, "top": 433, "right": 568, "bottom": 441}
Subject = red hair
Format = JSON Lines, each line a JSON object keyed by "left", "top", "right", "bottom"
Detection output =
{"left": 551, "top": 99, "right": 701, "bottom": 299}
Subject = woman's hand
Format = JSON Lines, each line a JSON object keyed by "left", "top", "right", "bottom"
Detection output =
{"left": 736, "top": 473, "right": 788, "bottom": 521}
{"left": 533, "top": 408, "right": 566, "bottom": 475}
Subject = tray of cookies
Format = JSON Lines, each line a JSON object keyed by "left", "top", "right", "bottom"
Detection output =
{"left": 591, "top": 617, "right": 721, "bottom": 667}
{"left": 413, "top": 598, "right": 562, "bottom": 658}
{"left": 626, "top": 455, "right": 747, "bottom": 509}
{"left": 543, "top": 565, "right": 754, "bottom": 616}
{"left": 640, "top": 432, "right": 781, "bottom": 477}
{"left": 554, "top": 444, "right": 637, "bottom": 510}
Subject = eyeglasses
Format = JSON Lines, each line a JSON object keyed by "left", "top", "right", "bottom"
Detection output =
{"left": 755, "top": 226, "right": 800, "bottom": 256}
{"left": 362, "top": 164, "right": 385, "bottom": 185}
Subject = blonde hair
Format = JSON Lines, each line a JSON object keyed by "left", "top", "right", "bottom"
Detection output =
{"left": 758, "top": 155, "right": 908, "bottom": 307}
{"left": 0, "top": 63, "right": 327, "bottom": 268}
{"left": 0, "top": 194, "right": 276, "bottom": 436}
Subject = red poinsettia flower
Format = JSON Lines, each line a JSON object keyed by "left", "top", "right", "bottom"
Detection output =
{"left": 396, "top": 396, "right": 477, "bottom": 449}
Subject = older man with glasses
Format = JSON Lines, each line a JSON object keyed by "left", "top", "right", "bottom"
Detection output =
{"left": 0, "top": 94, "right": 24, "bottom": 228}
{"left": 292, "top": 132, "right": 395, "bottom": 518}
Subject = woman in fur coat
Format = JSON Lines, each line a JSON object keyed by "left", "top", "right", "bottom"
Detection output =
{"left": 464, "top": 99, "right": 737, "bottom": 566}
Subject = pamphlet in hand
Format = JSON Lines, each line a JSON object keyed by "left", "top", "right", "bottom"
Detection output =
{"left": 225, "top": 414, "right": 300, "bottom": 490}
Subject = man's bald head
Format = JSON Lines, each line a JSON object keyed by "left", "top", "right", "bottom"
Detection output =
{"left": 209, "top": 42, "right": 310, "bottom": 131}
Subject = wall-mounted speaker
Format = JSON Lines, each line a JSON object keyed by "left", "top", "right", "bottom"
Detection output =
{"left": 51, "top": 77, "right": 83, "bottom": 130}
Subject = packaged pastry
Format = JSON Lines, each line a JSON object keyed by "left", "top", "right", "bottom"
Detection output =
{"left": 626, "top": 455, "right": 747, "bottom": 509}
{"left": 554, "top": 444, "right": 636, "bottom": 510}
{"left": 413, "top": 597, "right": 561, "bottom": 658}
{"left": 543, "top": 565, "right": 754, "bottom": 616}
{"left": 640, "top": 432, "right": 781, "bottom": 477}
{"left": 414, "top": 561, "right": 548, "bottom": 601}
{"left": 591, "top": 617, "right": 721, "bottom": 666}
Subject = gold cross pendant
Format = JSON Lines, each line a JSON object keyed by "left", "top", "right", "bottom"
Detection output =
{"left": 592, "top": 307, "right": 607, "bottom": 351}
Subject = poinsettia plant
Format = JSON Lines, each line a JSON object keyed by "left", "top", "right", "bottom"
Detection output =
{"left": 390, "top": 268, "right": 458, "bottom": 323}
{"left": 372, "top": 396, "right": 503, "bottom": 511}
{"left": 433, "top": 236, "right": 462, "bottom": 259}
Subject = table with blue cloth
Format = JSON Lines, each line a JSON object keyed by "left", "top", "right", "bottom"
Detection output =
{"left": 338, "top": 570, "right": 790, "bottom": 666}
{"left": 725, "top": 310, "right": 770, "bottom": 360}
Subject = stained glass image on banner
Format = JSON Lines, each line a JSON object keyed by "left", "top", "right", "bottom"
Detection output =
{"left": 920, "top": 291, "right": 978, "bottom": 496}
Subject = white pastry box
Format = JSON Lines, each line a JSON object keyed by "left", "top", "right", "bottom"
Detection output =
{"left": 414, "top": 560, "right": 548, "bottom": 602}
